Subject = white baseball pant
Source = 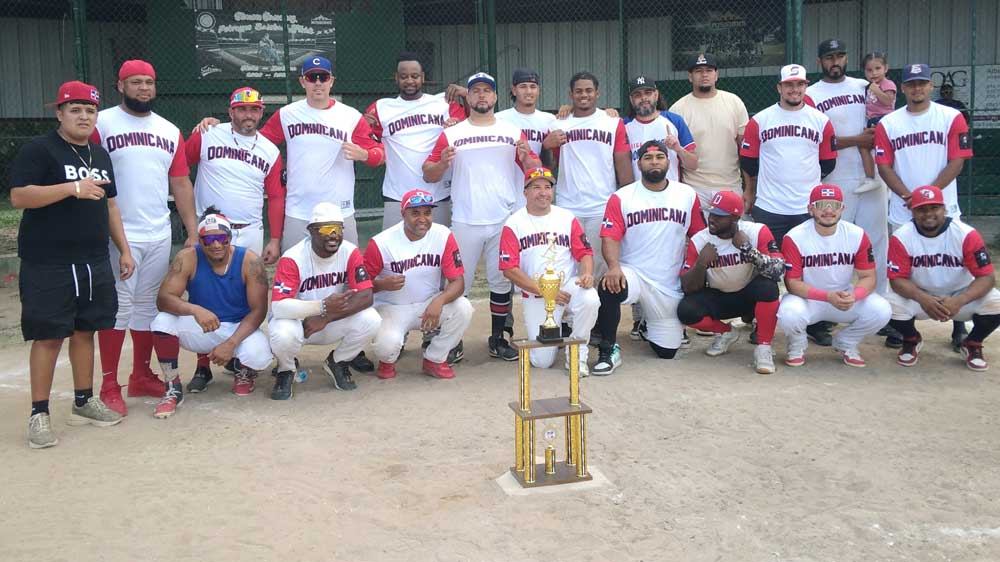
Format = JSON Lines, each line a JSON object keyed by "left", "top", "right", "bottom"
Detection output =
{"left": 268, "top": 308, "right": 381, "bottom": 372}
{"left": 281, "top": 214, "right": 359, "bottom": 253}
{"left": 108, "top": 235, "right": 171, "bottom": 331}
{"left": 451, "top": 221, "right": 511, "bottom": 295}
{"left": 372, "top": 296, "right": 474, "bottom": 364}
{"left": 619, "top": 265, "right": 684, "bottom": 349}
{"left": 842, "top": 178, "right": 890, "bottom": 295}
{"left": 778, "top": 293, "right": 891, "bottom": 354}
{"left": 230, "top": 221, "right": 264, "bottom": 255}
{"left": 382, "top": 200, "right": 453, "bottom": 230}
{"left": 150, "top": 312, "right": 273, "bottom": 370}
{"left": 888, "top": 288, "right": 1000, "bottom": 321}
{"left": 521, "top": 279, "right": 599, "bottom": 368}
{"left": 576, "top": 215, "right": 606, "bottom": 279}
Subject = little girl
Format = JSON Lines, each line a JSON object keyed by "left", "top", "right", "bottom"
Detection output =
{"left": 856, "top": 51, "right": 897, "bottom": 193}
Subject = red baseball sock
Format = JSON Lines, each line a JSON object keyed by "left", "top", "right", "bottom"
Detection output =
{"left": 755, "top": 300, "right": 779, "bottom": 345}
{"left": 689, "top": 317, "right": 730, "bottom": 334}
{"left": 98, "top": 329, "right": 126, "bottom": 387}
{"left": 130, "top": 330, "right": 155, "bottom": 376}
{"left": 197, "top": 354, "right": 210, "bottom": 368}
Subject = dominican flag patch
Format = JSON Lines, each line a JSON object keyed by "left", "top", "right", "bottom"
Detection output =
{"left": 273, "top": 281, "right": 293, "bottom": 294}
{"left": 499, "top": 251, "right": 511, "bottom": 262}
{"left": 888, "top": 260, "right": 900, "bottom": 273}
{"left": 601, "top": 218, "right": 614, "bottom": 229}
{"left": 820, "top": 187, "right": 836, "bottom": 198}
{"left": 741, "top": 140, "right": 750, "bottom": 150}
{"left": 875, "top": 147, "right": 885, "bottom": 157}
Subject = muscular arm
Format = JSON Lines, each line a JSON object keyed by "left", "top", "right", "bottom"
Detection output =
{"left": 156, "top": 249, "right": 197, "bottom": 315}
{"left": 932, "top": 158, "right": 967, "bottom": 191}
{"left": 223, "top": 253, "right": 268, "bottom": 346}
{"left": 503, "top": 267, "right": 543, "bottom": 296}
{"left": 785, "top": 275, "right": 823, "bottom": 301}
{"left": 889, "top": 276, "right": 934, "bottom": 304}
{"left": 602, "top": 237, "right": 623, "bottom": 271}
{"left": 878, "top": 163, "right": 911, "bottom": 200}
{"left": 169, "top": 175, "right": 199, "bottom": 245}
{"left": 680, "top": 260, "right": 708, "bottom": 295}
{"left": 854, "top": 266, "right": 877, "bottom": 294}
{"left": 432, "top": 275, "right": 465, "bottom": 307}
{"left": 613, "top": 152, "right": 635, "bottom": 187}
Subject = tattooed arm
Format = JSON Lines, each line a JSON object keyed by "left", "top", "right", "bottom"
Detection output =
{"left": 231, "top": 252, "right": 269, "bottom": 343}
{"left": 156, "top": 248, "right": 197, "bottom": 315}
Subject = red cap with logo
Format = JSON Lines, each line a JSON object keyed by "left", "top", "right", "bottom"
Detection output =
{"left": 523, "top": 167, "right": 556, "bottom": 186}
{"left": 809, "top": 183, "right": 843, "bottom": 204}
{"left": 708, "top": 190, "right": 744, "bottom": 217}
{"left": 51, "top": 81, "right": 100, "bottom": 106}
{"left": 909, "top": 185, "right": 945, "bottom": 209}
{"left": 118, "top": 60, "right": 156, "bottom": 81}
{"left": 230, "top": 87, "right": 263, "bottom": 108}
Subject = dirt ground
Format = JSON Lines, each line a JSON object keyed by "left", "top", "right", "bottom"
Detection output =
{"left": 1, "top": 283, "right": 999, "bottom": 562}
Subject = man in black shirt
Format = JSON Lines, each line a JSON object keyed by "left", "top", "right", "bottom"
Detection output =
{"left": 9, "top": 81, "right": 135, "bottom": 448}
{"left": 935, "top": 83, "right": 972, "bottom": 123}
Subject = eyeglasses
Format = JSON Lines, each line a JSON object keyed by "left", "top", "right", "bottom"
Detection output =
{"left": 231, "top": 88, "right": 261, "bottom": 105}
{"left": 313, "top": 224, "right": 343, "bottom": 236}
{"left": 527, "top": 168, "right": 553, "bottom": 180}
{"left": 200, "top": 233, "right": 231, "bottom": 246}
{"left": 405, "top": 192, "right": 434, "bottom": 207}
{"left": 811, "top": 200, "right": 843, "bottom": 211}
{"left": 303, "top": 73, "right": 331, "bottom": 83}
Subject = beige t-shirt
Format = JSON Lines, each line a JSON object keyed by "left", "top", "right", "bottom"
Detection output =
{"left": 669, "top": 89, "right": 749, "bottom": 194}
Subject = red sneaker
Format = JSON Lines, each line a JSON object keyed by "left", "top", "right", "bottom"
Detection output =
{"left": 100, "top": 386, "right": 128, "bottom": 416}
{"left": 962, "top": 341, "right": 988, "bottom": 372}
{"left": 127, "top": 371, "right": 166, "bottom": 398}
{"left": 153, "top": 384, "right": 183, "bottom": 419}
{"left": 232, "top": 370, "right": 256, "bottom": 396}
{"left": 377, "top": 361, "right": 397, "bottom": 380}
{"left": 422, "top": 358, "right": 455, "bottom": 379}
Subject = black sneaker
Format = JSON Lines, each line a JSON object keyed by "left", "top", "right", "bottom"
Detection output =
{"left": 447, "top": 340, "right": 464, "bottom": 365}
{"left": 561, "top": 322, "right": 572, "bottom": 338}
{"left": 224, "top": 358, "right": 241, "bottom": 373}
{"left": 271, "top": 371, "right": 294, "bottom": 400}
{"left": 271, "top": 358, "right": 299, "bottom": 377}
{"left": 187, "top": 366, "right": 213, "bottom": 393}
{"left": 806, "top": 322, "right": 833, "bottom": 347}
{"left": 488, "top": 336, "right": 518, "bottom": 361}
{"left": 879, "top": 324, "right": 903, "bottom": 349}
{"left": 951, "top": 322, "right": 968, "bottom": 353}
{"left": 324, "top": 354, "right": 357, "bottom": 390}
{"left": 350, "top": 351, "right": 375, "bottom": 373}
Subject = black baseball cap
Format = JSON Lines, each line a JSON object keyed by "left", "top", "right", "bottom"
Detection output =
{"left": 687, "top": 52, "right": 718, "bottom": 71}
{"left": 628, "top": 75, "right": 656, "bottom": 93}
{"left": 818, "top": 39, "right": 847, "bottom": 58}
{"left": 636, "top": 140, "right": 669, "bottom": 159}
{"left": 512, "top": 67, "right": 539, "bottom": 85}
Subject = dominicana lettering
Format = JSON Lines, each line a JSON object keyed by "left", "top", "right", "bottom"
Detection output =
{"left": 910, "top": 253, "right": 963, "bottom": 268}
{"left": 387, "top": 113, "right": 446, "bottom": 136}
{"left": 518, "top": 232, "right": 570, "bottom": 251}
{"left": 299, "top": 272, "right": 347, "bottom": 292}
{"left": 802, "top": 252, "right": 855, "bottom": 267}
{"left": 522, "top": 129, "right": 546, "bottom": 143}
{"left": 625, "top": 208, "right": 688, "bottom": 228}
{"left": 287, "top": 123, "right": 348, "bottom": 141}
{"left": 206, "top": 146, "right": 272, "bottom": 174}
{"left": 709, "top": 252, "right": 751, "bottom": 268}
{"left": 815, "top": 94, "right": 866, "bottom": 113}
{"left": 105, "top": 132, "right": 176, "bottom": 154}
{"left": 890, "top": 130, "right": 945, "bottom": 151}
{"left": 453, "top": 135, "right": 516, "bottom": 147}
{"left": 760, "top": 125, "right": 820, "bottom": 143}
{"left": 565, "top": 129, "right": 612, "bottom": 145}
{"left": 389, "top": 253, "right": 441, "bottom": 273}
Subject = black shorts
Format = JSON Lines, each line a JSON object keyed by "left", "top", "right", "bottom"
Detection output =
{"left": 750, "top": 205, "right": 811, "bottom": 248}
{"left": 19, "top": 259, "right": 118, "bottom": 341}
{"left": 677, "top": 276, "right": 780, "bottom": 325}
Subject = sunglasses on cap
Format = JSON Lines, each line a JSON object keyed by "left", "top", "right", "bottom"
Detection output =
{"left": 200, "top": 233, "right": 231, "bottom": 246}
{"left": 231, "top": 89, "right": 262, "bottom": 105}
{"left": 526, "top": 168, "right": 553, "bottom": 181}
{"left": 312, "top": 223, "right": 343, "bottom": 236}
{"left": 406, "top": 191, "right": 434, "bottom": 206}
{"left": 811, "top": 200, "right": 843, "bottom": 211}
{"left": 304, "top": 73, "right": 331, "bottom": 83}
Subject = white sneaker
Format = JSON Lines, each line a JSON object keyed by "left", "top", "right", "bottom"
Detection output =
{"left": 754, "top": 344, "right": 776, "bottom": 374}
{"left": 592, "top": 344, "right": 622, "bottom": 376}
{"left": 564, "top": 349, "right": 590, "bottom": 378}
{"left": 28, "top": 413, "right": 58, "bottom": 449}
{"left": 854, "top": 177, "right": 884, "bottom": 194}
{"left": 706, "top": 330, "right": 740, "bottom": 357}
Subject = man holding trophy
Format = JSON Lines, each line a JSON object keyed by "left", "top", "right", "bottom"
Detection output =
{"left": 499, "top": 167, "right": 599, "bottom": 375}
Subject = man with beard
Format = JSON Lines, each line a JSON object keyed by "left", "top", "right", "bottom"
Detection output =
{"left": 149, "top": 209, "right": 272, "bottom": 417}
{"left": 364, "top": 52, "right": 465, "bottom": 229}
{"left": 678, "top": 191, "right": 784, "bottom": 374}
{"left": 624, "top": 74, "right": 698, "bottom": 183}
{"left": 423, "top": 72, "right": 540, "bottom": 362}
{"left": 592, "top": 141, "right": 705, "bottom": 375}
{"left": 92, "top": 60, "right": 199, "bottom": 416}
{"left": 268, "top": 203, "right": 382, "bottom": 400}
{"left": 778, "top": 185, "right": 891, "bottom": 368}
{"left": 886, "top": 186, "right": 1000, "bottom": 371}
{"left": 669, "top": 53, "right": 751, "bottom": 208}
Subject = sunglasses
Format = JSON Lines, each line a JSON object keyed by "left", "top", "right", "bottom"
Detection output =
{"left": 811, "top": 200, "right": 844, "bottom": 211}
{"left": 527, "top": 168, "right": 553, "bottom": 180}
{"left": 231, "top": 88, "right": 262, "bottom": 104}
{"left": 303, "top": 73, "right": 331, "bottom": 83}
{"left": 200, "top": 233, "right": 231, "bottom": 246}
{"left": 405, "top": 192, "right": 434, "bottom": 207}
{"left": 313, "top": 224, "right": 343, "bottom": 236}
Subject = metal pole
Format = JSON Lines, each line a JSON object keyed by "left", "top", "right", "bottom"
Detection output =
{"left": 476, "top": 0, "right": 487, "bottom": 72}
{"left": 785, "top": 0, "right": 803, "bottom": 64}
{"left": 968, "top": 0, "right": 976, "bottom": 214}
{"left": 71, "top": 0, "right": 89, "bottom": 83}
{"left": 486, "top": 0, "right": 497, "bottom": 78}
{"left": 619, "top": 0, "right": 627, "bottom": 111}
{"left": 281, "top": 0, "right": 292, "bottom": 105}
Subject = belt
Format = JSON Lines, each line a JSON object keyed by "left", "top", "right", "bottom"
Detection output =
{"left": 230, "top": 223, "right": 250, "bottom": 230}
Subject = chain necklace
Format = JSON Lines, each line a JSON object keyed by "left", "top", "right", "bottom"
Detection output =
{"left": 231, "top": 126, "right": 259, "bottom": 152}
{"left": 58, "top": 130, "right": 92, "bottom": 170}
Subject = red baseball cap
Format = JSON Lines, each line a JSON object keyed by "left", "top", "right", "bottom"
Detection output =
{"left": 230, "top": 87, "right": 263, "bottom": 108}
{"left": 708, "top": 190, "right": 743, "bottom": 217}
{"left": 401, "top": 189, "right": 437, "bottom": 211}
{"left": 909, "top": 185, "right": 945, "bottom": 209}
{"left": 809, "top": 183, "right": 843, "bottom": 204}
{"left": 118, "top": 59, "right": 156, "bottom": 81}
{"left": 51, "top": 81, "right": 100, "bottom": 106}
{"left": 524, "top": 167, "right": 556, "bottom": 187}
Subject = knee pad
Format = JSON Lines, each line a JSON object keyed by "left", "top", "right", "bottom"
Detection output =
{"left": 598, "top": 283, "right": 628, "bottom": 305}
{"left": 649, "top": 341, "right": 678, "bottom": 359}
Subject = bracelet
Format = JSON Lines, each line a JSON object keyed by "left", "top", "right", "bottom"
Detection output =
{"left": 852, "top": 286, "right": 869, "bottom": 300}
{"left": 320, "top": 300, "right": 327, "bottom": 318}
{"left": 74, "top": 181, "right": 81, "bottom": 196}
{"left": 806, "top": 287, "right": 828, "bottom": 301}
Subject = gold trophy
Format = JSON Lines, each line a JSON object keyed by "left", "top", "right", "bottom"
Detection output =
{"left": 535, "top": 237, "right": 565, "bottom": 343}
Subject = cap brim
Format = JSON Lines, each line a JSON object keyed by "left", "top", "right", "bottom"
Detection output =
{"left": 909, "top": 200, "right": 943, "bottom": 209}
{"left": 402, "top": 203, "right": 438, "bottom": 210}
{"left": 230, "top": 102, "right": 264, "bottom": 107}
{"left": 781, "top": 77, "right": 810, "bottom": 84}
{"left": 688, "top": 63, "right": 718, "bottom": 70}
{"left": 708, "top": 207, "right": 736, "bottom": 216}
{"left": 903, "top": 77, "right": 931, "bottom": 83}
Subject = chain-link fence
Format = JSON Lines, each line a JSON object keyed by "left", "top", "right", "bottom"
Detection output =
{"left": 2, "top": 0, "right": 996, "bottom": 216}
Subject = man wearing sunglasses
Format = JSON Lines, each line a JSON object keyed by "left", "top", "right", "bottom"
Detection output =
{"left": 363, "top": 190, "right": 473, "bottom": 379}
{"left": 778, "top": 184, "right": 891, "bottom": 368}
{"left": 268, "top": 203, "right": 381, "bottom": 399}
{"left": 149, "top": 209, "right": 272, "bottom": 417}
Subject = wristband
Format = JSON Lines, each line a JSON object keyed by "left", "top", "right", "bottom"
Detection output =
{"left": 852, "top": 286, "right": 869, "bottom": 300}
{"left": 806, "top": 287, "right": 828, "bottom": 301}
{"left": 74, "top": 181, "right": 81, "bottom": 195}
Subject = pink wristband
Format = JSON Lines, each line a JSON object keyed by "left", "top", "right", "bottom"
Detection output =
{"left": 806, "top": 287, "right": 827, "bottom": 301}
{"left": 853, "top": 286, "right": 869, "bottom": 300}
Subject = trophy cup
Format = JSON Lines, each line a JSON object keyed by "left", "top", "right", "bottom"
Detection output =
{"left": 535, "top": 238, "right": 565, "bottom": 343}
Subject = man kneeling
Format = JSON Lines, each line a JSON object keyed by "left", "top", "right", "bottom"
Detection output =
{"left": 151, "top": 209, "right": 271, "bottom": 418}
{"left": 364, "top": 190, "right": 473, "bottom": 379}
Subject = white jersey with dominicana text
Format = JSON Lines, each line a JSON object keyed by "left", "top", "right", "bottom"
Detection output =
{"left": 498, "top": 205, "right": 593, "bottom": 294}
{"left": 888, "top": 218, "right": 993, "bottom": 296}
{"left": 496, "top": 108, "right": 556, "bottom": 157}
{"left": 600, "top": 181, "right": 705, "bottom": 298}
{"left": 426, "top": 119, "right": 529, "bottom": 225}
{"left": 186, "top": 123, "right": 282, "bottom": 224}
{"left": 782, "top": 220, "right": 875, "bottom": 291}
{"left": 368, "top": 94, "right": 461, "bottom": 201}
{"left": 271, "top": 238, "right": 372, "bottom": 303}
{"left": 874, "top": 103, "right": 973, "bottom": 225}
{"left": 740, "top": 104, "right": 837, "bottom": 215}
{"left": 92, "top": 106, "right": 188, "bottom": 242}
{"left": 553, "top": 112, "right": 630, "bottom": 218}
{"left": 625, "top": 112, "right": 696, "bottom": 183}
{"left": 684, "top": 221, "right": 777, "bottom": 292}
{"left": 806, "top": 76, "right": 869, "bottom": 183}
{"left": 363, "top": 223, "right": 464, "bottom": 306}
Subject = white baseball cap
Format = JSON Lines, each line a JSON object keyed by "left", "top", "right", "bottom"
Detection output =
{"left": 780, "top": 64, "right": 809, "bottom": 83}
{"left": 309, "top": 202, "right": 344, "bottom": 225}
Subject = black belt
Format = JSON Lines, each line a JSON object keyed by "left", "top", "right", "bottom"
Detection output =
{"left": 230, "top": 223, "right": 250, "bottom": 230}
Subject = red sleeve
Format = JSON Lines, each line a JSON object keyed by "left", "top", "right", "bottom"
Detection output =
{"left": 347, "top": 248, "right": 374, "bottom": 291}
{"left": 264, "top": 156, "right": 285, "bottom": 237}
{"left": 271, "top": 257, "right": 301, "bottom": 301}
{"left": 947, "top": 113, "right": 974, "bottom": 160}
{"left": 683, "top": 240, "right": 698, "bottom": 270}
{"left": 874, "top": 122, "right": 894, "bottom": 166}
{"left": 185, "top": 129, "right": 202, "bottom": 166}
{"left": 854, "top": 233, "right": 875, "bottom": 270}
{"left": 819, "top": 119, "right": 838, "bottom": 160}
{"left": 425, "top": 132, "right": 449, "bottom": 163}
{"left": 89, "top": 129, "right": 102, "bottom": 144}
{"left": 363, "top": 239, "right": 384, "bottom": 278}
{"left": 442, "top": 233, "right": 464, "bottom": 279}
{"left": 365, "top": 102, "right": 382, "bottom": 139}
{"left": 739, "top": 117, "right": 760, "bottom": 157}
{"left": 782, "top": 237, "right": 803, "bottom": 279}
{"left": 448, "top": 101, "right": 467, "bottom": 120}
{"left": 352, "top": 117, "right": 385, "bottom": 167}
{"left": 803, "top": 95, "right": 816, "bottom": 108}
{"left": 569, "top": 218, "right": 594, "bottom": 261}
{"left": 514, "top": 131, "right": 539, "bottom": 169}
{"left": 259, "top": 110, "right": 285, "bottom": 145}
{"left": 600, "top": 194, "right": 626, "bottom": 241}
{"left": 962, "top": 230, "right": 995, "bottom": 276}
{"left": 686, "top": 197, "right": 706, "bottom": 238}
{"left": 887, "top": 235, "right": 912, "bottom": 279}
{"left": 757, "top": 226, "right": 781, "bottom": 256}
{"left": 613, "top": 119, "right": 630, "bottom": 153}
{"left": 498, "top": 226, "right": 521, "bottom": 270}
{"left": 168, "top": 133, "right": 190, "bottom": 177}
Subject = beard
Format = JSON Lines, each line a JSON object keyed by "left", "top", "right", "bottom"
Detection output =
{"left": 634, "top": 103, "right": 656, "bottom": 117}
{"left": 641, "top": 168, "right": 666, "bottom": 183}
{"left": 783, "top": 98, "right": 802, "bottom": 107}
{"left": 123, "top": 94, "right": 155, "bottom": 113}
{"left": 697, "top": 85, "right": 713, "bottom": 93}
{"left": 472, "top": 103, "right": 492, "bottom": 114}
{"left": 822, "top": 66, "right": 844, "bottom": 79}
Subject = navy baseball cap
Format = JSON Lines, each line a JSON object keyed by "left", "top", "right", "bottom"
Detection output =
{"left": 512, "top": 68, "right": 539, "bottom": 85}
{"left": 301, "top": 56, "right": 333, "bottom": 76}
{"left": 467, "top": 72, "right": 496, "bottom": 90}
{"left": 903, "top": 63, "right": 931, "bottom": 83}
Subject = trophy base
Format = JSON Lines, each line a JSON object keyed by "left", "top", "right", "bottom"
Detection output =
{"left": 536, "top": 325, "right": 564, "bottom": 343}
